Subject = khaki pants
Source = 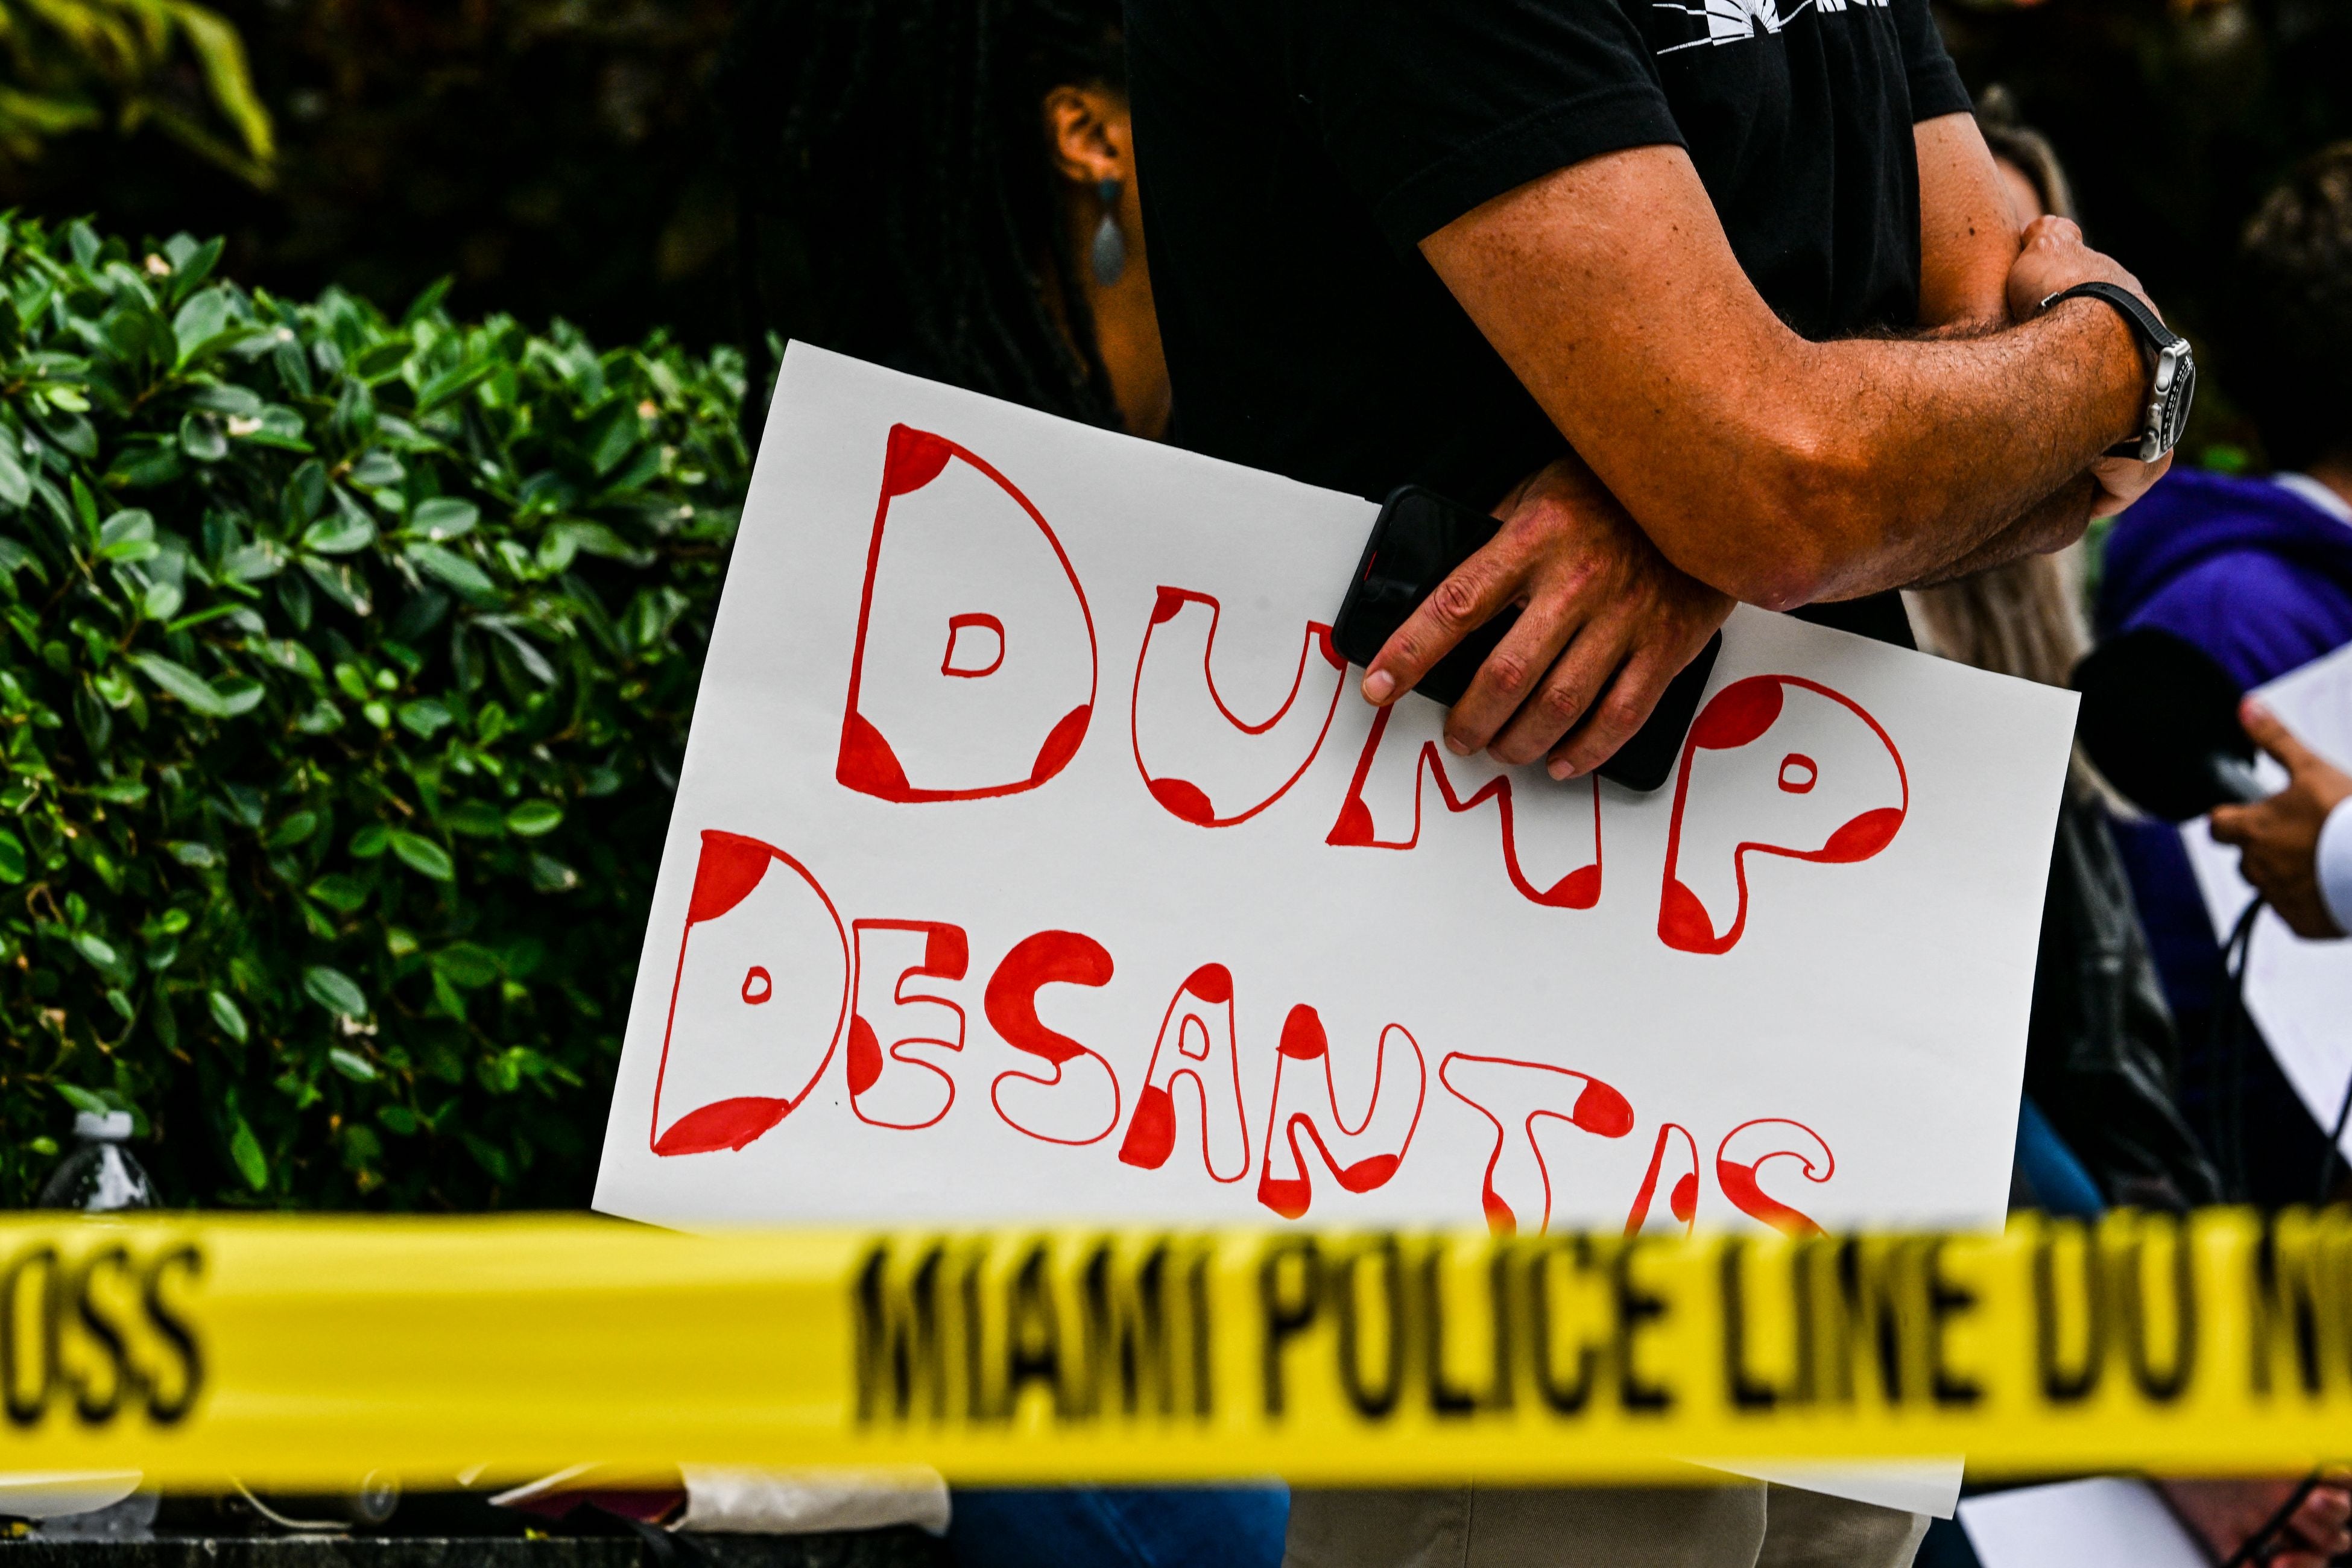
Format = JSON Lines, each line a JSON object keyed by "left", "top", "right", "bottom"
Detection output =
{"left": 1283, "top": 1483, "right": 1930, "bottom": 1568}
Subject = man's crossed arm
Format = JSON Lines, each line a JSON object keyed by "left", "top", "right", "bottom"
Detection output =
{"left": 1365, "top": 113, "right": 2165, "bottom": 779}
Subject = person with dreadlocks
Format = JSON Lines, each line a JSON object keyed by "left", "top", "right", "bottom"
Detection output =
{"left": 721, "top": 5, "right": 1281, "bottom": 1566}
{"left": 726, "top": 0, "right": 1169, "bottom": 443}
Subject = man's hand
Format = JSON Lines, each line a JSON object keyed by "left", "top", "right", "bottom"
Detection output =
{"left": 2006, "top": 215, "right": 2173, "bottom": 517}
{"left": 1360, "top": 455, "right": 1731, "bottom": 780}
{"left": 2160, "top": 1476, "right": 2352, "bottom": 1568}
{"left": 2210, "top": 698, "right": 2352, "bottom": 940}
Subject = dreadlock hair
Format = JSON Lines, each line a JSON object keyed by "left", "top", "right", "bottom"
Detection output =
{"left": 725, "top": 0, "right": 1129, "bottom": 438}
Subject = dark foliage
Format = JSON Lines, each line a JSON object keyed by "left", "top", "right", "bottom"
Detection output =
{"left": 0, "top": 0, "right": 738, "bottom": 354}
{"left": 0, "top": 213, "right": 747, "bottom": 1207}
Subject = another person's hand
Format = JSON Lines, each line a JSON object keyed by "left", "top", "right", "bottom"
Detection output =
{"left": 1359, "top": 454, "right": 1731, "bottom": 779}
{"left": 2210, "top": 698, "right": 2352, "bottom": 940}
{"left": 2004, "top": 215, "right": 2172, "bottom": 517}
{"left": 2160, "top": 1476, "right": 2352, "bottom": 1568}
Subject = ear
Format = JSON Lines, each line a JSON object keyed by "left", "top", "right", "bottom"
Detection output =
{"left": 1043, "top": 83, "right": 1131, "bottom": 188}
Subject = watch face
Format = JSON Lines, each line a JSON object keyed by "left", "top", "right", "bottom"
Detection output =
{"left": 2161, "top": 352, "right": 2197, "bottom": 454}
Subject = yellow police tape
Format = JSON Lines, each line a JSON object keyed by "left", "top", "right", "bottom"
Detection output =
{"left": 4, "top": 1207, "right": 2351, "bottom": 1488}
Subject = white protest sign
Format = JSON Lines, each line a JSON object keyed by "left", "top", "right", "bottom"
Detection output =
{"left": 2181, "top": 641, "right": 2352, "bottom": 1159}
{"left": 593, "top": 343, "right": 2073, "bottom": 1242}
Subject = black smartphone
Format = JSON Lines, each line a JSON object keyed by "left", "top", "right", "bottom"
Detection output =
{"left": 1331, "top": 484, "right": 1722, "bottom": 792}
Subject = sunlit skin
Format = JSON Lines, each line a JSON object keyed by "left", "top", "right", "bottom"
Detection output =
{"left": 1043, "top": 83, "right": 1172, "bottom": 442}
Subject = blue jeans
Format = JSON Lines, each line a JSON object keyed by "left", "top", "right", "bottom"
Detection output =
{"left": 946, "top": 1485, "right": 1288, "bottom": 1568}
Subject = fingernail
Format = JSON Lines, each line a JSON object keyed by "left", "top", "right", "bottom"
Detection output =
{"left": 1362, "top": 671, "right": 1394, "bottom": 704}
{"left": 1548, "top": 758, "right": 1576, "bottom": 780}
{"left": 2244, "top": 696, "right": 2272, "bottom": 724}
{"left": 1445, "top": 735, "right": 1471, "bottom": 757}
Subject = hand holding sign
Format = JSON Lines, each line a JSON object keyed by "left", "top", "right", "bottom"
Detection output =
{"left": 1356, "top": 454, "right": 1731, "bottom": 780}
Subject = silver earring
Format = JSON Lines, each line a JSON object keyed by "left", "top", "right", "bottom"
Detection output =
{"left": 1090, "top": 176, "right": 1127, "bottom": 286}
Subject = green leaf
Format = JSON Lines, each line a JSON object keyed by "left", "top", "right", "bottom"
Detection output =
{"left": 303, "top": 964, "right": 368, "bottom": 1018}
{"left": 264, "top": 811, "right": 318, "bottom": 849}
{"left": 130, "top": 653, "right": 232, "bottom": 718}
{"left": 328, "top": 1047, "right": 378, "bottom": 1082}
{"left": 350, "top": 338, "right": 411, "bottom": 382}
{"left": 462, "top": 1133, "right": 512, "bottom": 1184}
{"left": 0, "top": 442, "right": 31, "bottom": 510}
{"left": 286, "top": 460, "right": 329, "bottom": 525}
{"left": 505, "top": 800, "right": 564, "bottom": 837}
{"left": 308, "top": 873, "right": 371, "bottom": 914}
{"left": 301, "top": 509, "right": 375, "bottom": 555}
{"left": 408, "top": 497, "right": 479, "bottom": 543}
{"left": 431, "top": 942, "right": 501, "bottom": 990}
{"left": 215, "top": 678, "right": 266, "bottom": 717}
{"left": 172, "top": 5, "right": 276, "bottom": 165}
{"left": 378, "top": 1104, "right": 420, "bottom": 1136}
{"left": 349, "top": 824, "right": 391, "bottom": 858}
{"left": 416, "top": 358, "right": 497, "bottom": 413}
{"left": 349, "top": 449, "right": 404, "bottom": 488}
{"left": 170, "top": 287, "right": 233, "bottom": 362}
{"left": 207, "top": 989, "right": 249, "bottom": 1043}
{"left": 179, "top": 412, "right": 229, "bottom": 463}
{"left": 227, "top": 1113, "right": 268, "bottom": 1192}
{"left": 396, "top": 698, "right": 454, "bottom": 739}
{"left": 71, "top": 931, "right": 119, "bottom": 969}
{"left": 0, "top": 829, "right": 24, "bottom": 884}
{"left": 446, "top": 800, "right": 504, "bottom": 837}
{"left": 406, "top": 542, "right": 494, "bottom": 601}
{"left": 55, "top": 1083, "right": 110, "bottom": 1116}
{"left": 389, "top": 830, "right": 455, "bottom": 881}
{"left": 96, "top": 508, "right": 159, "bottom": 562}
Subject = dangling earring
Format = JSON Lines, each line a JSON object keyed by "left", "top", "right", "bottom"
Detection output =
{"left": 1090, "top": 176, "right": 1128, "bottom": 286}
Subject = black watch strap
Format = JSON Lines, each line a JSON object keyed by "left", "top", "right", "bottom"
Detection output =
{"left": 2041, "top": 280, "right": 2184, "bottom": 460}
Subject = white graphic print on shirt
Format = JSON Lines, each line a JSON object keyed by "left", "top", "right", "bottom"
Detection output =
{"left": 1652, "top": 0, "right": 1889, "bottom": 55}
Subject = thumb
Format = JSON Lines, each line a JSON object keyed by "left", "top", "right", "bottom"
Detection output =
{"left": 2242, "top": 695, "right": 2322, "bottom": 777}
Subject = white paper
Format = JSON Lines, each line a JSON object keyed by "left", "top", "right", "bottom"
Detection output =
{"left": 1959, "top": 1478, "right": 2205, "bottom": 1568}
{"left": 676, "top": 1465, "right": 950, "bottom": 1537}
{"left": 2179, "top": 642, "right": 2352, "bottom": 1159}
{"left": 592, "top": 345, "right": 2080, "bottom": 1513}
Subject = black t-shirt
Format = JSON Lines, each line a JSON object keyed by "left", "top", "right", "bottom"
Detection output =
{"left": 1127, "top": 0, "right": 1973, "bottom": 645}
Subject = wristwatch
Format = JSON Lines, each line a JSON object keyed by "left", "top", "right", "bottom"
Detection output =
{"left": 2041, "top": 280, "right": 2196, "bottom": 463}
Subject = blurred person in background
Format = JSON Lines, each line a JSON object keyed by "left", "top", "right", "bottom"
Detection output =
{"left": 2096, "top": 143, "right": 2352, "bottom": 1206}
{"left": 1908, "top": 86, "right": 2218, "bottom": 1224}
{"left": 721, "top": 3, "right": 1276, "bottom": 1566}
{"left": 1908, "top": 98, "right": 2348, "bottom": 1568}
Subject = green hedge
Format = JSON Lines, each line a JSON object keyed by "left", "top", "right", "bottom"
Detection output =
{"left": 0, "top": 216, "right": 748, "bottom": 1207}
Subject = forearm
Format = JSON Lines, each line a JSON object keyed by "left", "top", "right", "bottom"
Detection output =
{"left": 1425, "top": 145, "right": 2146, "bottom": 609}
{"left": 1562, "top": 294, "right": 2139, "bottom": 607}
{"left": 1766, "top": 304, "right": 2134, "bottom": 597}
{"left": 1898, "top": 472, "right": 2098, "bottom": 590}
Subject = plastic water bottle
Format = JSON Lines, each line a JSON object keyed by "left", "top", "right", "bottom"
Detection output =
{"left": 25, "top": 1108, "right": 161, "bottom": 1539}
{"left": 37, "top": 1109, "right": 156, "bottom": 1212}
